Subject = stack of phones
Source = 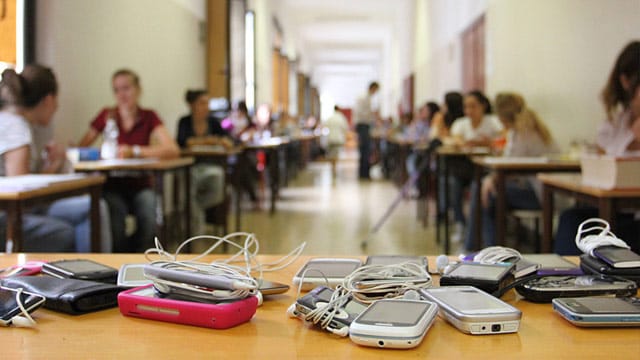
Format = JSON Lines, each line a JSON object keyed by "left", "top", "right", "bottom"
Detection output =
{"left": 579, "top": 247, "right": 640, "bottom": 285}
{"left": 439, "top": 262, "right": 515, "bottom": 296}
{"left": 117, "top": 263, "right": 269, "bottom": 329}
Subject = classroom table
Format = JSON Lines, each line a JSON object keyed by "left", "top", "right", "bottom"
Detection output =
{"left": 74, "top": 158, "right": 194, "bottom": 242}
{"left": 435, "top": 146, "right": 491, "bottom": 254}
{"left": 471, "top": 157, "right": 581, "bottom": 251}
{"left": 538, "top": 173, "right": 640, "bottom": 252}
{"left": 1, "top": 253, "right": 638, "bottom": 359}
{"left": 0, "top": 175, "right": 105, "bottom": 252}
{"left": 181, "top": 147, "right": 242, "bottom": 232}
{"left": 243, "top": 137, "right": 289, "bottom": 214}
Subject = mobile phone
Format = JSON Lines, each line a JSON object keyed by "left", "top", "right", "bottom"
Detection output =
{"left": 143, "top": 263, "right": 256, "bottom": 291}
{"left": 117, "top": 284, "right": 258, "bottom": 329}
{"left": 118, "top": 264, "right": 153, "bottom": 288}
{"left": 0, "top": 286, "right": 46, "bottom": 326}
{"left": 420, "top": 286, "right": 522, "bottom": 335}
{"left": 521, "top": 254, "right": 582, "bottom": 276}
{"left": 349, "top": 299, "right": 438, "bottom": 349}
{"left": 289, "top": 286, "right": 368, "bottom": 335}
{"left": 439, "top": 262, "right": 515, "bottom": 295}
{"left": 364, "top": 255, "right": 429, "bottom": 272}
{"left": 515, "top": 275, "right": 638, "bottom": 303}
{"left": 42, "top": 259, "right": 118, "bottom": 283}
{"left": 552, "top": 297, "right": 640, "bottom": 327}
{"left": 0, "top": 261, "right": 46, "bottom": 278}
{"left": 592, "top": 246, "right": 640, "bottom": 269}
{"left": 292, "top": 258, "right": 362, "bottom": 290}
{"left": 579, "top": 254, "right": 640, "bottom": 285}
{"left": 256, "top": 279, "right": 289, "bottom": 296}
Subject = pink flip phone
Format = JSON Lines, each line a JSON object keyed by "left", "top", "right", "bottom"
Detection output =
{"left": 118, "top": 285, "right": 258, "bottom": 329}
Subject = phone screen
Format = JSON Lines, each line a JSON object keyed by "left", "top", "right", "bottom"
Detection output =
{"left": 122, "top": 266, "right": 147, "bottom": 282}
{"left": 298, "top": 260, "right": 361, "bottom": 278}
{"left": 522, "top": 254, "right": 578, "bottom": 269}
{"left": 52, "top": 260, "right": 115, "bottom": 273}
{"left": 571, "top": 298, "right": 640, "bottom": 314}
{"left": 356, "top": 300, "right": 431, "bottom": 326}
{"left": 0, "top": 287, "right": 43, "bottom": 322}
{"left": 365, "top": 256, "right": 427, "bottom": 267}
{"left": 448, "top": 263, "right": 508, "bottom": 280}
{"left": 425, "top": 287, "right": 515, "bottom": 314}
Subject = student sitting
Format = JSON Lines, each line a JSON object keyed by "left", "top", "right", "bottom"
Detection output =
{"left": 554, "top": 41, "right": 640, "bottom": 255}
{"left": 78, "top": 69, "right": 180, "bottom": 252}
{"left": 0, "top": 65, "right": 86, "bottom": 251}
{"left": 464, "top": 92, "right": 559, "bottom": 252}
{"left": 176, "top": 89, "right": 232, "bottom": 232}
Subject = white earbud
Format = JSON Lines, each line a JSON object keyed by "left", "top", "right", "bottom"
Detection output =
{"left": 327, "top": 326, "right": 349, "bottom": 337}
{"left": 255, "top": 291, "right": 263, "bottom": 306}
{"left": 11, "top": 316, "right": 35, "bottom": 328}
{"left": 436, "top": 254, "right": 455, "bottom": 275}
{"left": 402, "top": 289, "right": 421, "bottom": 300}
{"left": 286, "top": 303, "right": 298, "bottom": 318}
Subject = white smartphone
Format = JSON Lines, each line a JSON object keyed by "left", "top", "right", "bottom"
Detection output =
{"left": 349, "top": 299, "right": 438, "bottom": 349}
{"left": 117, "top": 264, "right": 153, "bottom": 288}
{"left": 292, "top": 258, "right": 362, "bottom": 291}
{"left": 420, "top": 286, "right": 522, "bottom": 335}
{"left": 552, "top": 297, "right": 640, "bottom": 327}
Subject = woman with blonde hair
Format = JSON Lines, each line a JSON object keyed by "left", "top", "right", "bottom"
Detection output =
{"left": 463, "top": 92, "right": 558, "bottom": 252}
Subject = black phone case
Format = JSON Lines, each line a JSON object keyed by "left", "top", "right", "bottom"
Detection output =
{"left": 515, "top": 275, "right": 638, "bottom": 303}
{"left": 580, "top": 255, "right": 640, "bottom": 285}
{"left": 1, "top": 276, "right": 125, "bottom": 315}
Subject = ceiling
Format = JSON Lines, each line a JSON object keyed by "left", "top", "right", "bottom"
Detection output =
{"left": 275, "top": 0, "right": 415, "bottom": 111}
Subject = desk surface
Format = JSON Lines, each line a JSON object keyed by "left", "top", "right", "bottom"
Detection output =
{"left": 473, "top": 157, "right": 580, "bottom": 171}
{"left": 539, "top": 173, "right": 640, "bottom": 198}
{"left": 0, "top": 175, "right": 105, "bottom": 200}
{"left": 437, "top": 146, "right": 492, "bottom": 156}
{"left": 1, "top": 253, "right": 638, "bottom": 359}
{"left": 181, "top": 147, "right": 241, "bottom": 157}
{"left": 74, "top": 157, "right": 194, "bottom": 171}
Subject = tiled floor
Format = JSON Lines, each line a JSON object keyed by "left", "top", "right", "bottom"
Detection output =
{"left": 224, "top": 153, "right": 443, "bottom": 256}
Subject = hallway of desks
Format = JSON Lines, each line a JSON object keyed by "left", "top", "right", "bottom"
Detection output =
{"left": 228, "top": 152, "right": 439, "bottom": 256}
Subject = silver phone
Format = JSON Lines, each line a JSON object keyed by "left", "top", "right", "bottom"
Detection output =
{"left": 420, "top": 286, "right": 522, "bottom": 335}
{"left": 552, "top": 297, "right": 640, "bottom": 327}
{"left": 292, "top": 258, "right": 362, "bottom": 290}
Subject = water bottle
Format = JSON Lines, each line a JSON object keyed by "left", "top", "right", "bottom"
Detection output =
{"left": 101, "top": 117, "right": 119, "bottom": 159}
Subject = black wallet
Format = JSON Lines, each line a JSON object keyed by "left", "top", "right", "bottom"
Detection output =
{"left": 0, "top": 276, "right": 125, "bottom": 315}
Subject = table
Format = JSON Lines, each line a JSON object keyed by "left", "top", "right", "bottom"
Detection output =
{"left": 181, "top": 147, "right": 242, "bottom": 232}
{"left": 74, "top": 158, "right": 194, "bottom": 243}
{"left": 471, "top": 157, "right": 581, "bottom": 251}
{"left": 435, "top": 146, "right": 491, "bottom": 254}
{"left": 1, "top": 253, "right": 638, "bottom": 359}
{"left": 538, "top": 173, "right": 640, "bottom": 252}
{"left": 0, "top": 175, "right": 105, "bottom": 252}
{"left": 243, "top": 137, "right": 289, "bottom": 214}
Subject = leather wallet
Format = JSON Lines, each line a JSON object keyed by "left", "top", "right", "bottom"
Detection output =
{"left": 0, "top": 276, "right": 125, "bottom": 315}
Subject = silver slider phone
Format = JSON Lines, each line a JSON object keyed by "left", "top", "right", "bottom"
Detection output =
{"left": 420, "top": 286, "right": 522, "bottom": 335}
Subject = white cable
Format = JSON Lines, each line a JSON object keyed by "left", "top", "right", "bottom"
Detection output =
{"left": 575, "top": 218, "right": 630, "bottom": 256}
{"left": 12, "top": 288, "right": 36, "bottom": 327}
{"left": 473, "top": 246, "right": 522, "bottom": 264}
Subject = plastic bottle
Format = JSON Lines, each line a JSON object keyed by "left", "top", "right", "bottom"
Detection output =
{"left": 101, "top": 118, "right": 119, "bottom": 159}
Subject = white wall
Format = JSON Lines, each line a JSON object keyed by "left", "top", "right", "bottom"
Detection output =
{"left": 36, "top": 0, "right": 206, "bottom": 144}
{"left": 486, "top": 0, "right": 640, "bottom": 149}
{"left": 247, "top": 0, "right": 274, "bottom": 110}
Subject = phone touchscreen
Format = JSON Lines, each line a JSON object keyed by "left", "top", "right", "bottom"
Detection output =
{"left": 426, "top": 288, "right": 515, "bottom": 314}
{"left": 0, "top": 287, "right": 43, "bottom": 322}
{"left": 53, "top": 260, "right": 115, "bottom": 273}
{"left": 356, "top": 301, "right": 431, "bottom": 326}
{"left": 570, "top": 298, "right": 640, "bottom": 314}
{"left": 447, "top": 264, "right": 508, "bottom": 281}
{"left": 298, "top": 260, "right": 361, "bottom": 278}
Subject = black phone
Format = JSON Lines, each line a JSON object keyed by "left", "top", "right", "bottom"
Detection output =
{"left": 42, "top": 259, "right": 118, "bottom": 283}
{"left": 0, "top": 286, "right": 46, "bottom": 326}
{"left": 439, "top": 262, "right": 515, "bottom": 295}
{"left": 257, "top": 279, "right": 290, "bottom": 295}
{"left": 515, "top": 275, "right": 638, "bottom": 303}
{"left": 592, "top": 246, "right": 640, "bottom": 269}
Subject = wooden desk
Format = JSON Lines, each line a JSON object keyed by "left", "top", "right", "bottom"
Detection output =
{"left": 181, "top": 147, "right": 242, "bottom": 232}
{"left": 538, "top": 173, "right": 640, "bottom": 252}
{"left": 1, "top": 253, "right": 638, "bottom": 358}
{"left": 436, "top": 147, "right": 491, "bottom": 254}
{"left": 243, "top": 138, "right": 290, "bottom": 214}
{"left": 0, "top": 175, "right": 105, "bottom": 252}
{"left": 471, "top": 158, "right": 581, "bottom": 251}
{"left": 74, "top": 158, "right": 194, "bottom": 242}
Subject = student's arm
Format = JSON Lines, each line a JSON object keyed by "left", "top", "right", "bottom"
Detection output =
{"left": 628, "top": 116, "right": 640, "bottom": 151}
{"left": 40, "top": 142, "right": 67, "bottom": 174}
{"left": 77, "top": 128, "right": 100, "bottom": 147}
{"left": 3, "top": 146, "right": 30, "bottom": 176}
{"left": 119, "top": 125, "right": 180, "bottom": 159}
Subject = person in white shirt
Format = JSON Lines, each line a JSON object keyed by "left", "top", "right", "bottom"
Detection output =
{"left": 323, "top": 106, "right": 349, "bottom": 178}
{"left": 0, "top": 65, "right": 80, "bottom": 251}
{"left": 445, "top": 90, "right": 503, "bottom": 243}
{"left": 555, "top": 41, "right": 640, "bottom": 255}
{"left": 354, "top": 82, "right": 380, "bottom": 179}
{"left": 464, "top": 92, "right": 558, "bottom": 251}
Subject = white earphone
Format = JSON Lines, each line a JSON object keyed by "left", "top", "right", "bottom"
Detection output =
{"left": 11, "top": 315, "right": 36, "bottom": 328}
{"left": 436, "top": 254, "right": 456, "bottom": 275}
{"left": 575, "top": 218, "right": 630, "bottom": 256}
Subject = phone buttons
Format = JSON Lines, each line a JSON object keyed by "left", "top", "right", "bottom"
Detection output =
{"left": 503, "top": 323, "right": 517, "bottom": 332}
{"left": 470, "top": 325, "right": 481, "bottom": 333}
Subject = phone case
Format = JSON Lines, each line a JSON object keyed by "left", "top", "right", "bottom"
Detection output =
{"left": 118, "top": 285, "right": 258, "bottom": 329}
{"left": 580, "top": 254, "right": 640, "bottom": 285}
{"left": 592, "top": 246, "right": 640, "bottom": 269}
{"left": 515, "top": 275, "right": 638, "bottom": 303}
{"left": 1, "top": 276, "right": 124, "bottom": 314}
{"left": 42, "top": 259, "right": 118, "bottom": 283}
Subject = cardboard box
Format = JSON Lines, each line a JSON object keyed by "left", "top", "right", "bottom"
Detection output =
{"left": 581, "top": 155, "right": 640, "bottom": 189}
